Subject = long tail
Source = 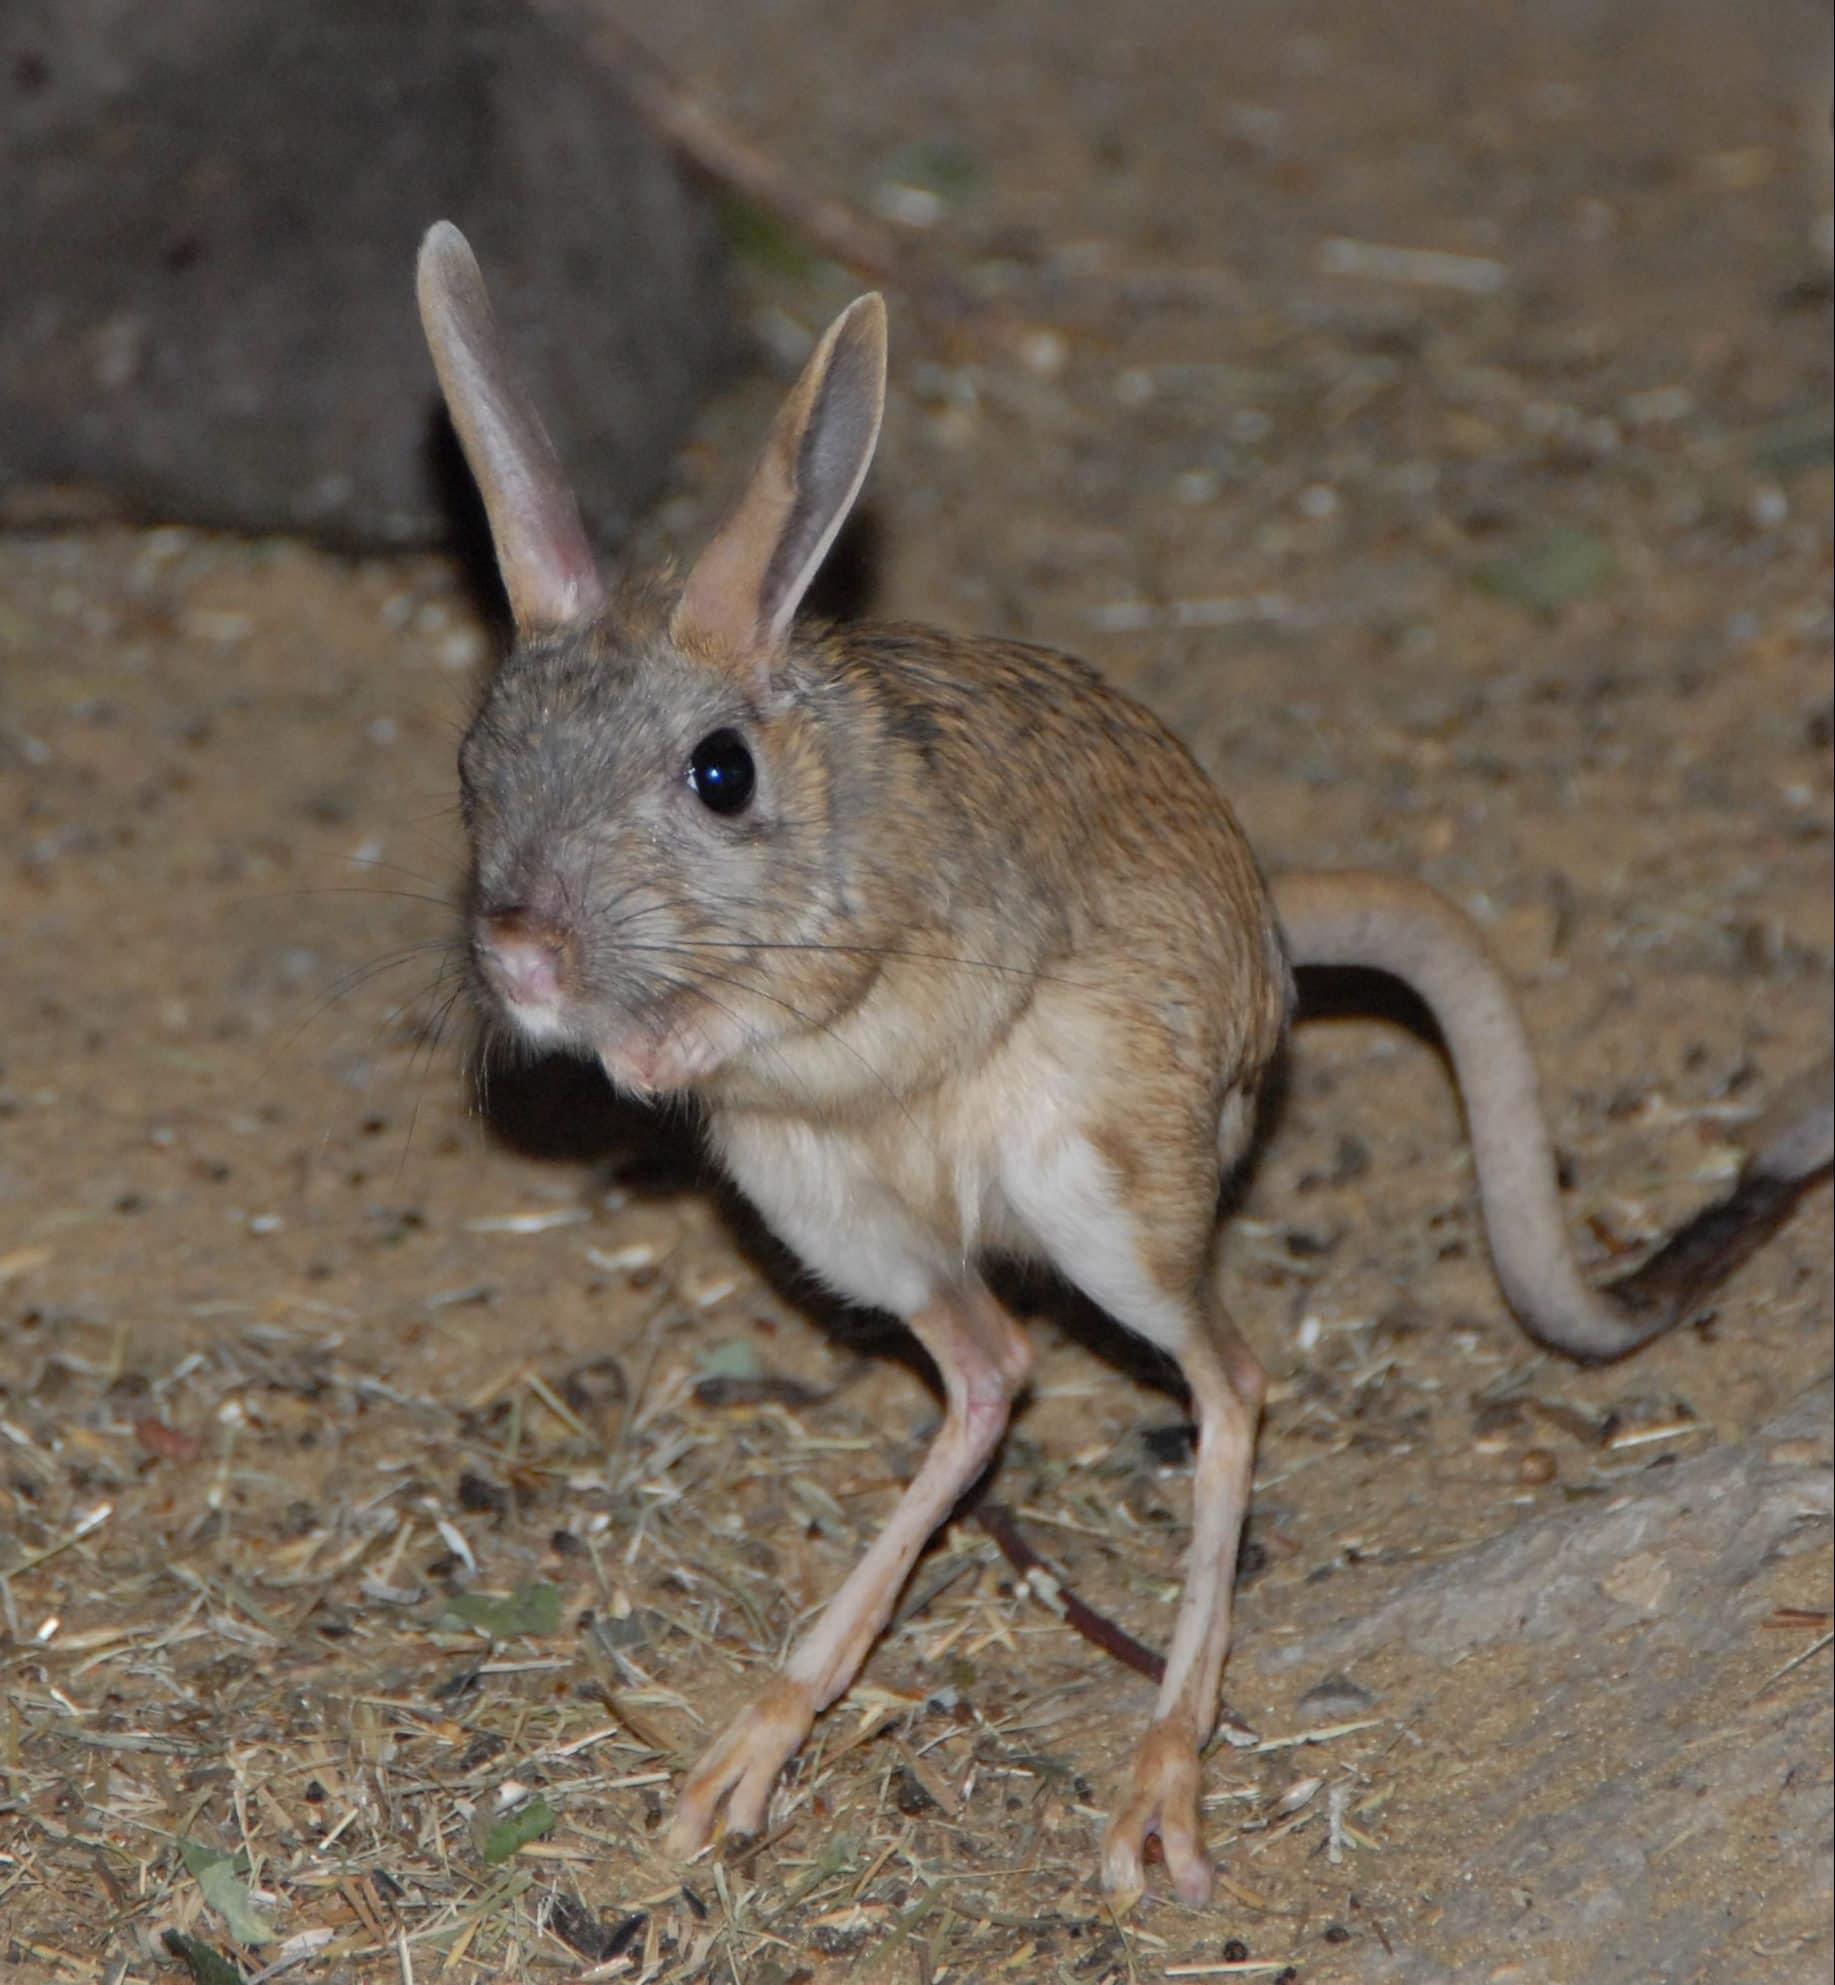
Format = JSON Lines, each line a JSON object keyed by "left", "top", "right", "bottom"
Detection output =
{"left": 1271, "top": 870, "right": 1833, "bottom": 1364}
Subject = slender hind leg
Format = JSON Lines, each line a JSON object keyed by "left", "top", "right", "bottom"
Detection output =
{"left": 1101, "top": 1304, "right": 1264, "bottom": 1904}
{"left": 1001, "top": 1124, "right": 1266, "bottom": 1903}
{"left": 666, "top": 1280, "right": 1031, "bottom": 1856}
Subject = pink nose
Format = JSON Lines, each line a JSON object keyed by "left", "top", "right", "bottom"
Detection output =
{"left": 477, "top": 907, "right": 572, "bottom": 1011}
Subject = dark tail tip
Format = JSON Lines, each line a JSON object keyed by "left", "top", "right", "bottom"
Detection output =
{"left": 1605, "top": 1159, "right": 1831, "bottom": 1333}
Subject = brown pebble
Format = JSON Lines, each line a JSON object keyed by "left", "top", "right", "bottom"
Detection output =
{"left": 134, "top": 1416, "right": 201, "bottom": 1463}
{"left": 1517, "top": 1446, "right": 1558, "bottom": 1485}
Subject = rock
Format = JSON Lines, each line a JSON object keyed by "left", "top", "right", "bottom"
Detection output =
{"left": 0, "top": 0, "right": 729, "bottom": 546}
{"left": 1262, "top": 1384, "right": 1833, "bottom": 1983}
{"left": 1264, "top": 1383, "right": 1832, "bottom": 1672}
{"left": 1295, "top": 1670, "right": 1379, "bottom": 1718}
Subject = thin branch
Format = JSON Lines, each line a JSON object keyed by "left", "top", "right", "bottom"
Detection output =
{"left": 532, "top": 0, "right": 1032, "bottom": 356}
{"left": 971, "top": 1496, "right": 1165, "bottom": 1684}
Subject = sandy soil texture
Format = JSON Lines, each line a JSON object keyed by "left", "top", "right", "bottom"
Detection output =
{"left": 3, "top": 3, "right": 1830, "bottom": 1980}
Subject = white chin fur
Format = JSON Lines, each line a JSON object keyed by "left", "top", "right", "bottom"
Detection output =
{"left": 498, "top": 998, "right": 574, "bottom": 1048}
{"left": 600, "top": 1022, "right": 727, "bottom": 1097}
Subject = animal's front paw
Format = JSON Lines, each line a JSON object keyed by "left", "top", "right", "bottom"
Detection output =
{"left": 664, "top": 1674, "right": 817, "bottom": 1858}
{"left": 1101, "top": 1718, "right": 1211, "bottom": 1906}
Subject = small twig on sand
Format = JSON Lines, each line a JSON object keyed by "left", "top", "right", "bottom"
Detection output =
{"left": 972, "top": 1496, "right": 1165, "bottom": 1683}
{"left": 531, "top": 0, "right": 1033, "bottom": 357}
{"left": 971, "top": 1498, "right": 1260, "bottom": 1741}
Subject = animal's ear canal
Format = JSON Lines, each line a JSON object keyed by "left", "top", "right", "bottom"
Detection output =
{"left": 415, "top": 221, "right": 608, "bottom": 636}
{"left": 671, "top": 294, "right": 888, "bottom": 672}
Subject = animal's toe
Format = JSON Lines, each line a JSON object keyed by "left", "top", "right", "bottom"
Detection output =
{"left": 664, "top": 1675, "right": 817, "bottom": 1859}
{"left": 1101, "top": 1718, "right": 1211, "bottom": 1906}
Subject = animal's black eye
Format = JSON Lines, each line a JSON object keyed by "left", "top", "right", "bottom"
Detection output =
{"left": 688, "top": 728, "right": 756, "bottom": 816}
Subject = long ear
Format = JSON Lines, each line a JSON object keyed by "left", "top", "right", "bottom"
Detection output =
{"left": 416, "top": 221, "right": 607, "bottom": 635}
{"left": 672, "top": 294, "right": 886, "bottom": 669}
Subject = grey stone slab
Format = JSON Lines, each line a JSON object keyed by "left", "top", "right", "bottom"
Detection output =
{"left": 1, "top": 0, "right": 730, "bottom": 546}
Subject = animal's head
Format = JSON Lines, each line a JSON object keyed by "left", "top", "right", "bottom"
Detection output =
{"left": 416, "top": 222, "right": 888, "bottom": 1095}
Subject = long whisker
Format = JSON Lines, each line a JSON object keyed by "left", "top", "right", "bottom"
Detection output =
{"left": 621, "top": 933, "right": 1078, "bottom": 987}
{"left": 292, "top": 838, "right": 461, "bottom": 892}
{"left": 274, "top": 943, "right": 464, "bottom": 1061}
{"left": 583, "top": 878, "right": 1074, "bottom": 992}
{"left": 582, "top": 894, "right": 949, "bottom": 1135}
{"left": 637, "top": 965, "right": 844, "bottom": 1123}
{"left": 631, "top": 947, "right": 938, "bottom": 1150}
{"left": 395, "top": 979, "right": 473, "bottom": 1178}
{"left": 232, "top": 884, "right": 458, "bottom": 914}
{"left": 367, "top": 963, "right": 472, "bottom": 1088}
{"left": 330, "top": 848, "right": 457, "bottom": 890}
{"left": 278, "top": 948, "right": 467, "bottom": 1191}
{"left": 472, "top": 1017, "right": 495, "bottom": 1122}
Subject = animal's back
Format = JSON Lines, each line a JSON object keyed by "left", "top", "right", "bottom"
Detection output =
{"left": 810, "top": 619, "right": 1292, "bottom": 1086}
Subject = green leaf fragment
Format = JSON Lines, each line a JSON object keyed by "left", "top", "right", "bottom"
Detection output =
{"left": 1753, "top": 417, "right": 1834, "bottom": 475}
{"left": 161, "top": 1931, "right": 247, "bottom": 1985}
{"left": 1472, "top": 525, "right": 1615, "bottom": 614}
{"left": 879, "top": 137, "right": 988, "bottom": 205}
{"left": 694, "top": 1338, "right": 764, "bottom": 1384}
{"left": 442, "top": 1580, "right": 563, "bottom": 1637}
{"left": 179, "top": 1840, "right": 274, "bottom": 1947}
{"left": 482, "top": 1794, "right": 558, "bottom": 1865}
{"left": 716, "top": 193, "right": 818, "bottom": 277}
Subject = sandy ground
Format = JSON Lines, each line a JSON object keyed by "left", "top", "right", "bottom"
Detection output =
{"left": 2, "top": 2, "right": 1831, "bottom": 1980}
